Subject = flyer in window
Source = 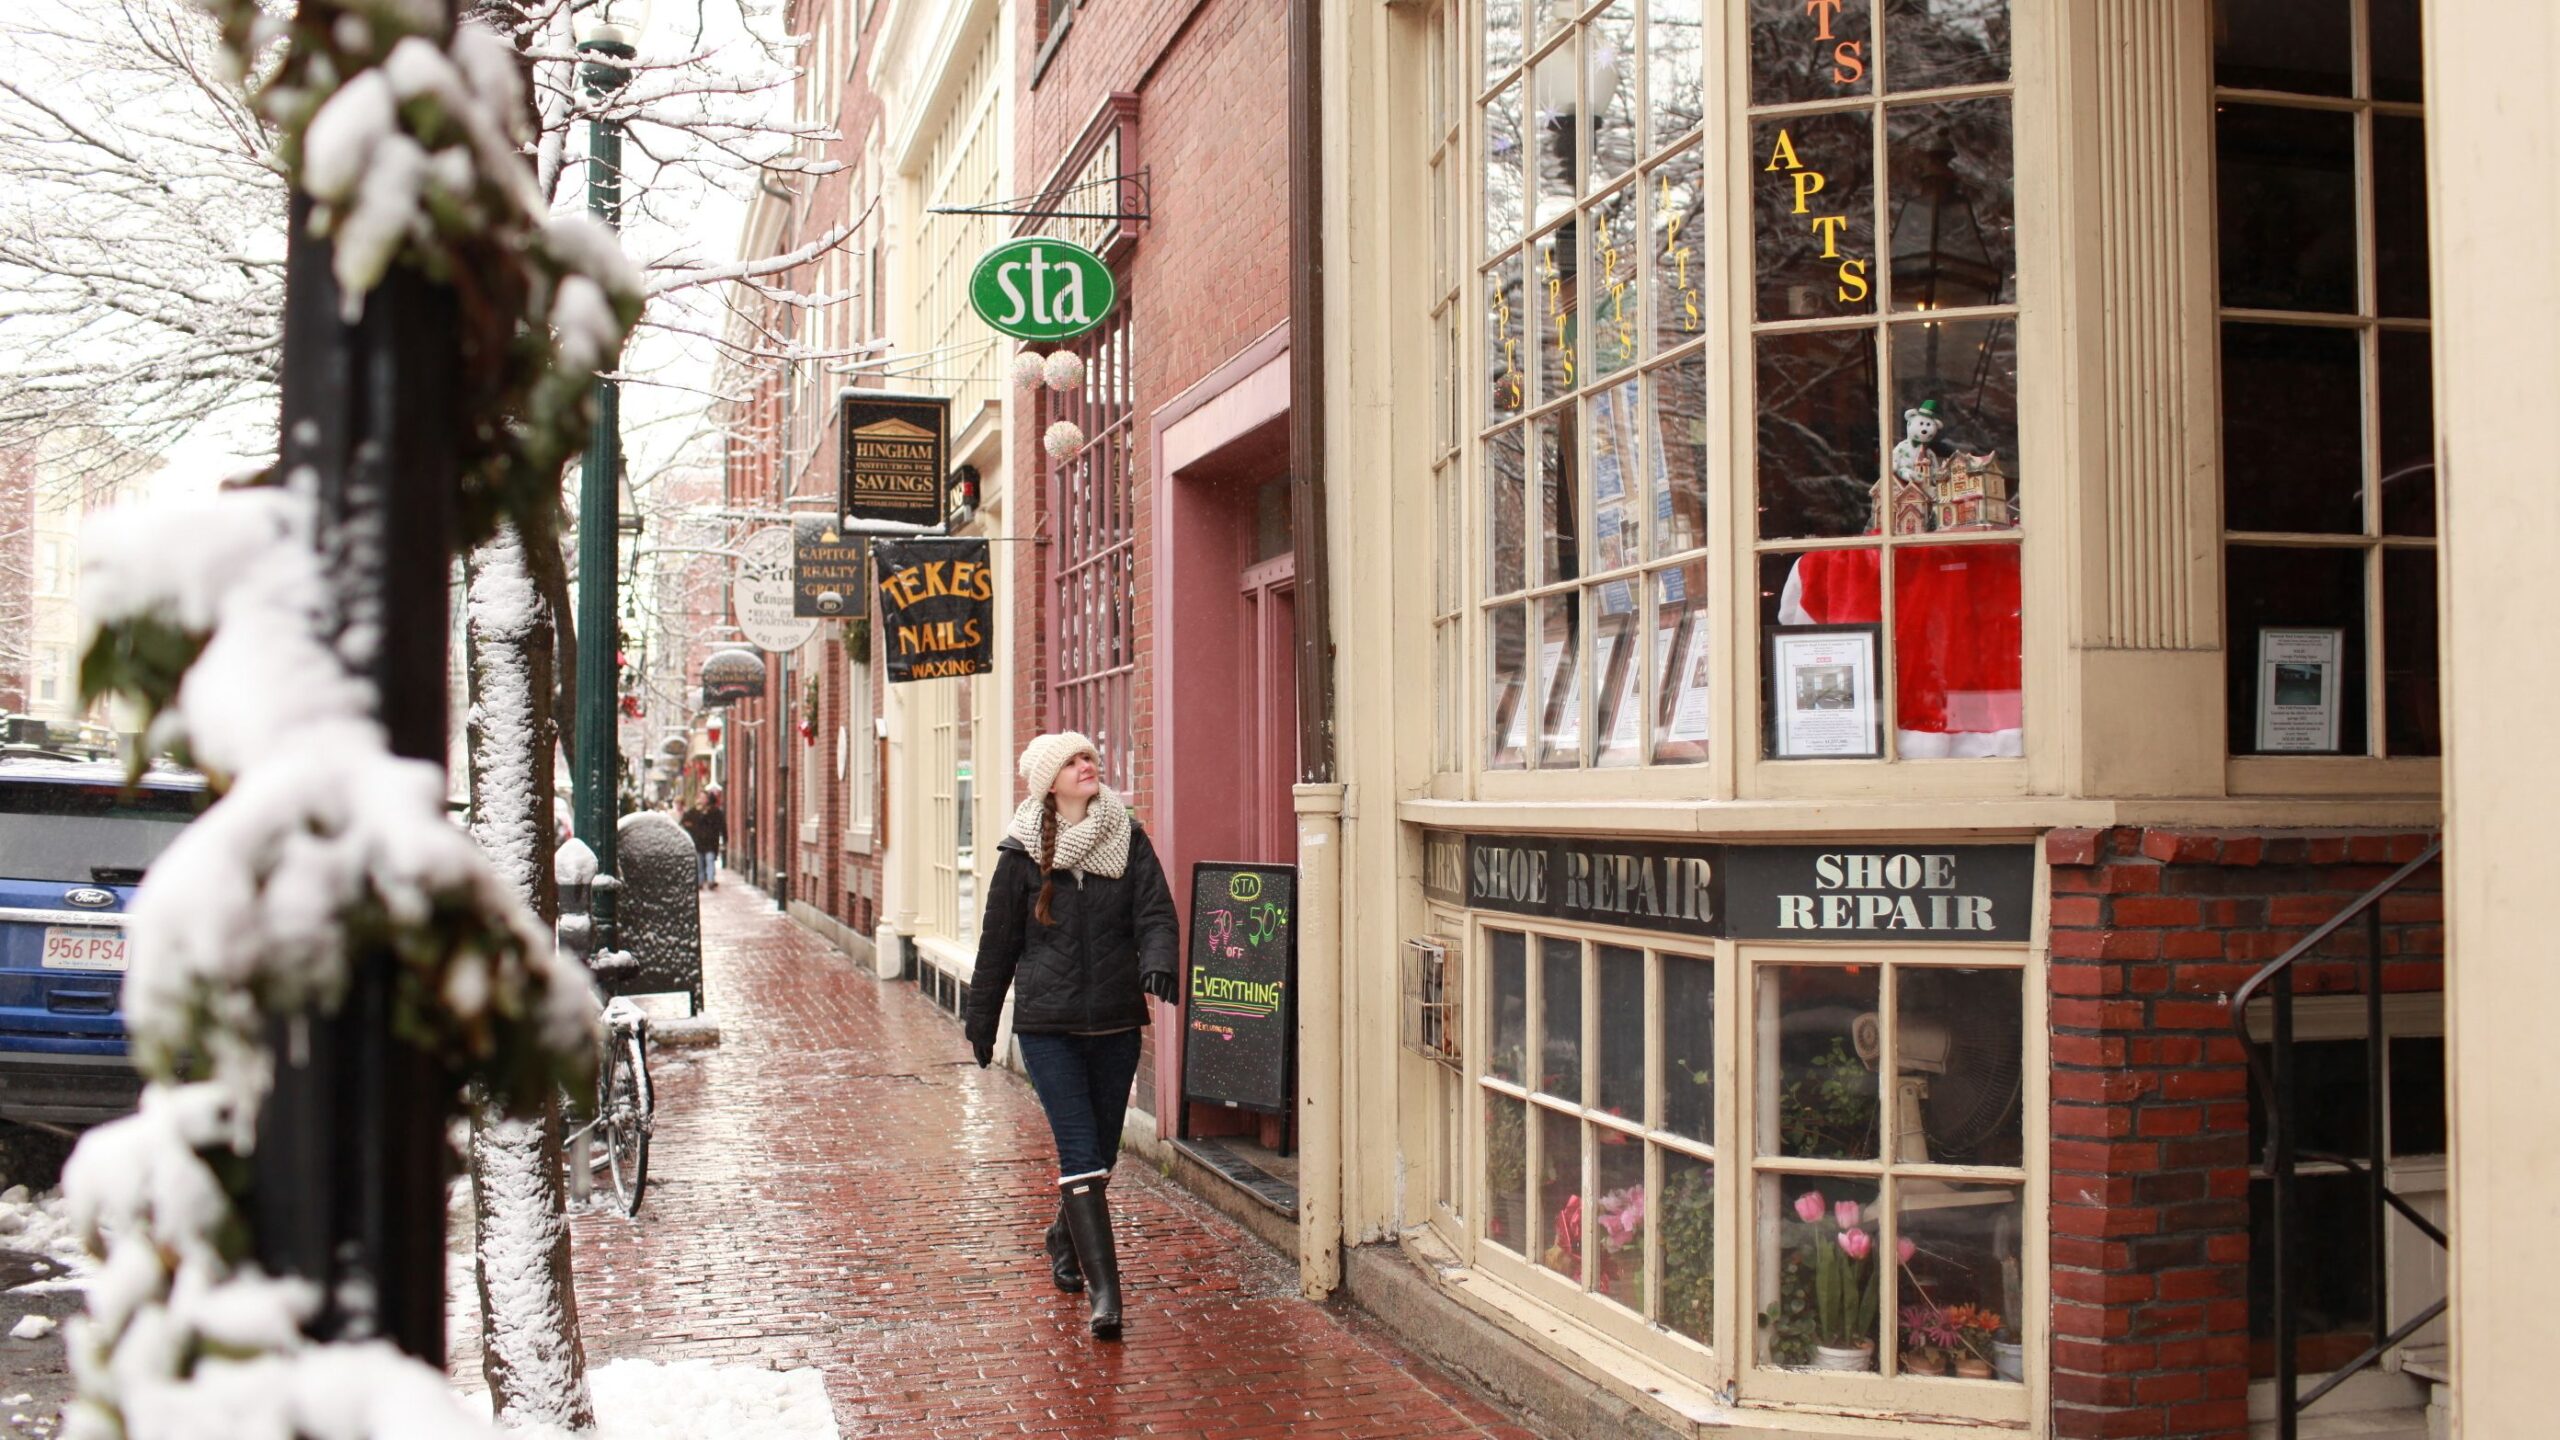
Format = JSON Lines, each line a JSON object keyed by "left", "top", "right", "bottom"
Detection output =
{"left": 1660, "top": 618, "right": 1714, "bottom": 744}
{"left": 2256, "top": 627, "right": 2344, "bottom": 753}
{"left": 1595, "top": 629, "right": 1642, "bottom": 752}
{"left": 1539, "top": 639, "right": 1582, "bottom": 749}
{"left": 1770, "top": 626, "right": 1880, "bottom": 759}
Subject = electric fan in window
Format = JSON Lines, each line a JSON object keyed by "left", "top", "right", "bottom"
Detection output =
{"left": 1852, "top": 978, "right": 2025, "bottom": 1167}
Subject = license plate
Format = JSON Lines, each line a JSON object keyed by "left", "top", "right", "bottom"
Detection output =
{"left": 41, "top": 927, "right": 126, "bottom": 971}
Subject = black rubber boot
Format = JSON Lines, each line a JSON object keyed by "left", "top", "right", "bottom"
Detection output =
{"left": 1044, "top": 1202, "right": 1084, "bottom": 1293}
{"left": 1060, "top": 1176, "right": 1122, "bottom": 1340}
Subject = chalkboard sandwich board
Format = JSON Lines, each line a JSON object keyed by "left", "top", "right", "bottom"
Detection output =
{"left": 1180, "top": 862, "right": 1296, "bottom": 1117}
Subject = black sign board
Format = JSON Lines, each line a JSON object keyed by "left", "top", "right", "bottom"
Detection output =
{"left": 1720, "top": 844, "right": 2033, "bottom": 942}
{"left": 838, "top": 390, "right": 949, "bottom": 527}
{"left": 872, "top": 537, "right": 993, "bottom": 683}
{"left": 1453, "top": 834, "right": 2034, "bottom": 944}
{"left": 792, "top": 520, "right": 868, "bottom": 618}
{"left": 1181, "top": 862, "right": 1295, "bottom": 1115}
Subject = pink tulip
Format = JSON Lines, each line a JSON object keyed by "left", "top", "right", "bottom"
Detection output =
{"left": 1793, "top": 1190, "right": 1826, "bottom": 1224}
{"left": 1833, "top": 1199, "right": 1862, "bottom": 1229}
{"left": 1837, "top": 1227, "right": 1873, "bottom": 1261}
{"left": 1897, "top": 1235, "right": 1917, "bottom": 1265}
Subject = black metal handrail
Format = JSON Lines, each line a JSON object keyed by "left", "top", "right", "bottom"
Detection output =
{"left": 2230, "top": 839, "right": 2445, "bottom": 1440}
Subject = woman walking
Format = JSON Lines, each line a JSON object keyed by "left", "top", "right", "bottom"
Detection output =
{"left": 964, "top": 732, "right": 1179, "bottom": 1339}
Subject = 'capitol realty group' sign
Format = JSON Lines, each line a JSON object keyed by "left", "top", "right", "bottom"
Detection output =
{"left": 1444, "top": 835, "right": 2033, "bottom": 943}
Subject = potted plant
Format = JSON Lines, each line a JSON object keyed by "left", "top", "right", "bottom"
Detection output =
{"left": 1778, "top": 1038, "right": 1879, "bottom": 1159}
{"left": 1658, "top": 1168, "right": 1714, "bottom": 1343}
{"left": 1484, "top": 1100, "right": 1527, "bottom": 1248}
{"left": 1594, "top": 1183, "right": 1645, "bottom": 1303}
{"left": 1777, "top": 1190, "right": 1879, "bottom": 1369}
{"left": 1900, "top": 1303, "right": 1958, "bottom": 1376}
{"left": 1945, "top": 1304, "right": 2002, "bottom": 1379}
{"left": 1993, "top": 1255, "right": 2025, "bottom": 1381}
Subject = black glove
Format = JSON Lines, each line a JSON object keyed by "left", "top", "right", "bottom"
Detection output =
{"left": 971, "top": 1035, "right": 994, "bottom": 1068}
{"left": 1142, "top": 969, "right": 1179, "bottom": 1005}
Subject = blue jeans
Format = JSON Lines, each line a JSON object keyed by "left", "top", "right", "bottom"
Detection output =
{"left": 697, "top": 849, "right": 718, "bottom": 887}
{"left": 1014, "top": 1030, "right": 1143, "bottom": 1181}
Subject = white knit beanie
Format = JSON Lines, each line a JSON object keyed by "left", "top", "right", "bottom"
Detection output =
{"left": 1017, "top": 730, "right": 1097, "bottom": 800}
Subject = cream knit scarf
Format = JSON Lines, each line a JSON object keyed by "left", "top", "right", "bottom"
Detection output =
{"left": 1005, "top": 785, "right": 1132, "bottom": 882}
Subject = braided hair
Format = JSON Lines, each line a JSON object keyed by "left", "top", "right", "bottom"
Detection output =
{"left": 1032, "top": 793, "right": 1061, "bottom": 926}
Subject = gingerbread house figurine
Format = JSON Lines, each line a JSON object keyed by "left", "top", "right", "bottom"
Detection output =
{"left": 1932, "top": 451, "right": 2015, "bottom": 531}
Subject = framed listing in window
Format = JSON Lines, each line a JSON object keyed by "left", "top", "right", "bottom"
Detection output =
{"left": 2256, "top": 627, "right": 2345, "bottom": 753}
{"left": 1770, "top": 625, "right": 1881, "bottom": 759}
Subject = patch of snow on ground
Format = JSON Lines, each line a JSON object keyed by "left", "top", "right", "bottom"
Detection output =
{"left": 10, "top": 1313, "right": 55, "bottom": 1340}
{"left": 464, "top": 1359, "right": 836, "bottom": 1440}
{"left": 0, "top": 1185, "right": 86, "bottom": 1273}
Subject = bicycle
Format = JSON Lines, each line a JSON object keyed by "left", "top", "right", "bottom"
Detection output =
{"left": 568, "top": 986, "right": 655, "bottom": 1216}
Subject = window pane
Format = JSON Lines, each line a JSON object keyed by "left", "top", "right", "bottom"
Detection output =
{"left": 1756, "top": 327, "right": 1882, "bottom": 540}
{"left": 2389, "top": 1035, "right": 2447, "bottom": 1156}
{"left": 1647, "top": 0, "right": 1705, "bottom": 149}
{"left": 2379, "top": 329, "right": 2436, "bottom": 536}
{"left": 1538, "top": 592, "right": 1585, "bottom": 766}
{"left": 2216, "top": 104, "right": 2357, "bottom": 313}
{"left": 1749, "top": 0, "right": 1873, "bottom": 107}
{"left": 1889, "top": 318, "right": 2020, "bottom": 535}
{"left": 1538, "top": 410, "right": 1581, "bottom": 585}
{"left": 1486, "top": 80, "right": 1526, "bottom": 252}
{"left": 1486, "top": 1090, "right": 1530, "bottom": 1253}
{"left": 1535, "top": 228, "right": 1580, "bottom": 403}
{"left": 1762, "top": 1172, "right": 1883, "bottom": 1366}
{"left": 1488, "top": 424, "right": 1526, "bottom": 594}
{"left": 1754, "top": 110, "right": 1877, "bottom": 323}
{"left": 1762, "top": 964, "right": 1881, "bottom": 1160}
{"left": 1531, "top": 0, "right": 1575, "bottom": 46}
{"left": 1649, "top": 351, "right": 1710, "bottom": 558}
{"left": 1592, "top": 580, "right": 1646, "bottom": 766}
{"left": 1661, "top": 949, "right": 1716, "bottom": 1142}
{"left": 1883, "top": 0, "right": 2009, "bottom": 92}
{"left": 1896, "top": 1181, "right": 2024, "bottom": 1382}
{"left": 2213, "top": 0, "right": 2352, "bottom": 97}
{"left": 1537, "top": 1102, "right": 1585, "bottom": 1280}
{"left": 1895, "top": 968, "right": 2024, "bottom": 1166}
{"left": 1591, "top": 4, "right": 1640, "bottom": 188}
{"left": 1597, "top": 944, "right": 1646, "bottom": 1120}
{"left": 1532, "top": 42, "right": 1578, "bottom": 231}
{"left": 1594, "top": 1127, "right": 1646, "bottom": 1309}
{"left": 1894, "top": 542, "right": 2024, "bottom": 758}
{"left": 2370, "top": 0, "right": 2424, "bottom": 104}
{"left": 1658, "top": 1149, "right": 1717, "bottom": 1345}
{"left": 1489, "top": 252, "right": 1527, "bottom": 422}
{"left": 1491, "top": 929, "right": 1529, "bottom": 1083}
{"left": 2248, "top": 1172, "right": 2377, "bottom": 1377}
{"left": 1653, "top": 558, "right": 1712, "bottom": 763}
{"left": 2222, "top": 323, "right": 2364, "bottom": 535}
{"left": 1650, "top": 146, "right": 1707, "bottom": 355}
{"left": 1761, "top": 547, "right": 1882, "bottom": 759}
{"left": 2382, "top": 547, "right": 2440, "bottom": 757}
{"left": 1486, "top": 0, "right": 1524, "bottom": 86}
{"left": 1589, "top": 190, "right": 1643, "bottom": 381}
{"left": 2374, "top": 116, "right": 2432, "bottom": 320}
{"left": 2226, "top": 544, "right": 2370, "bottom": 755}
{"left": 1885, "top": 98, "right": 2015, "bottom": 310}
{"left": 1490, "top": 600, "right": 1531, "bottom": 768}
{"left": 1539, "top": 935, "right": 1585, "bottom": 1101}
{"left": 1593, "top": 379, "right": 1643, "bottom": 568}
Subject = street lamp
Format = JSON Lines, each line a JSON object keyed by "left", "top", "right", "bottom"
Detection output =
{"left": 574, "top": 0, "right": 648, "bottom": 950}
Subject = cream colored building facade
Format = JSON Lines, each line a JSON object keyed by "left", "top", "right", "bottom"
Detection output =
{"left": 1294, "top": 2, "right": 2509, "bottom": 1438}
{"left": 868, "top": 0, "right": 1020, "bottom": 1004}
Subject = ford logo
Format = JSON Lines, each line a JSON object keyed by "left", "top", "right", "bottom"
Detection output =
{"left": 63, "top": 888, "right": 116, "bottom": 909}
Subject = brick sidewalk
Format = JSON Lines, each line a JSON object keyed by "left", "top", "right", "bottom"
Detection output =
{"left": 454, "top": 878, "right": 1533, "bottom": 1440}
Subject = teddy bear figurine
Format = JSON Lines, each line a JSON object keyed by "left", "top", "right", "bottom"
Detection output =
{"left": 1875, "top": 398, "right": 1944, "bottom": 536}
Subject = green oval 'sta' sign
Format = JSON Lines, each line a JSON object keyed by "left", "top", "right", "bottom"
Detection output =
{"left": 968, "top": 237, "right": 1117, "bottom": 342}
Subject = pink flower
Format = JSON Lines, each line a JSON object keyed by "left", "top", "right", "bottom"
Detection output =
{"left": 1794, "top": 1190, "right": 1826, "bottom": 1224}
{"left": 1597, "top": 1186, "right": 1645, "bottom": 1252}
{"left": 1554, "top": 1193, "right": 1583, "bottom": 1256}
{"left": 1897, "top": 1235, "right": 1917, "bottom": 1266}
{"left": 1837, "top": 1227, "right": 1873, "bottom": 1261}
{"left": 1833, "top": 1199, "right": 1863, "bottom": 1229}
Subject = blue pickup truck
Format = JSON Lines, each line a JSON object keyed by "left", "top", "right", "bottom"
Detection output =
{"left": 0, "top": 757, "right": 204, "bottom": 1127}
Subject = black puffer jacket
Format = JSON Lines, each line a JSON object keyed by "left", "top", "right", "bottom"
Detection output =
{"left": 964, "top": 824, "right": 1179, "bottom": 1044}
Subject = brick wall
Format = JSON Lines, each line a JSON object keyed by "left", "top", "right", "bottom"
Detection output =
{"left": 2044, "top": 827, "right": 2443, "bottom": 1440}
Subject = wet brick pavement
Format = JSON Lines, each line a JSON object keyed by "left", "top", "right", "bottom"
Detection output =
{"left": 453, "top": 876, "right": 1537, "bottom": 1440}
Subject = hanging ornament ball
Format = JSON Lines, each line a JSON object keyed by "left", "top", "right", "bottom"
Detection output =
{"left": 1041, "top": 350, "right": 1088, "bottom": 392}
{"left": 1009, "top": 351, "right": 1048, "bottom": 388}
{"left": 1044, "top": 419, "right": 1088, "bottom": 462}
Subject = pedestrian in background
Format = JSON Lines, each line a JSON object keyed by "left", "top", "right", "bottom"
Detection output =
{"left": 683, "top": 785, "right": 724, "bottom": 890}
{"left": 965, "top": 731, "right": 1179, "bottom": 1340}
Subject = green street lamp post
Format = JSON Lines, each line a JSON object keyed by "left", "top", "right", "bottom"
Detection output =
{"left": 574, "top": 0, "right": 646, "bottom": 949}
